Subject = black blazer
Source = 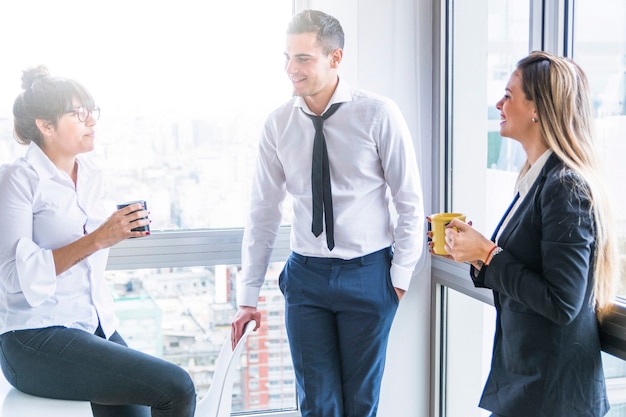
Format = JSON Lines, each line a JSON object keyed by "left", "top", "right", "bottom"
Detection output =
{"left": 471, "top": 154, "right": 609, "bottom": 417}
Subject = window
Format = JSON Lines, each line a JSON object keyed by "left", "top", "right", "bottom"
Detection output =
{"left": 0, "top": 1, "right": 298, "bottom": 415}
{"left": 439, "top": 3, "right": 531, "bottom": 415}
{"left": 571, "top": 3, "right": 626, "bottom": 414}
{"left": 571, "top": 0, "right": 626, "bottom": 294}
{"left": 437, "top": 0, "right": 626, "bottom": 416}
{"left": 0, "top": 0, "right": 293, "bottom": 230}
{"left": 449, "top": 0, "right": 529, "bottom": 234}
{"left": 444, "top": 0, "right": 531, "bottom": 411}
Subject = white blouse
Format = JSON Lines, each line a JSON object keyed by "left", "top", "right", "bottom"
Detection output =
{"left": 0, "top": 143, "right": 119, "bottom": 337}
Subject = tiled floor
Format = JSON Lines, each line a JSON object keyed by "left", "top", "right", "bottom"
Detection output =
{"left": 0, "top": 376, "right": 90, "bottom": 417}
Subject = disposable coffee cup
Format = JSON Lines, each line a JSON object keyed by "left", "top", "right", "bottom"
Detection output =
{"left": 430, "top": 212, "right": 466, "bottom": 255}
{"left": 116, "top": 200, "right": 150, "bottom": 233}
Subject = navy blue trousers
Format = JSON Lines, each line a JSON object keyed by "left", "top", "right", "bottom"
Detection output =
{"left": 279, "top": 247, "right": 398, "bottom": 417}
{"left": 0, "top": 325, "right": 196, "bottom": 417}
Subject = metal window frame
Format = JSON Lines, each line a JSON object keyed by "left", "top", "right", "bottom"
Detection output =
{"left": 107, "top": 226, "right": 291, "bottom": 270}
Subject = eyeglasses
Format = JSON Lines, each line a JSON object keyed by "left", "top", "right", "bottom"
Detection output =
{"left": 65, "top": 106, "right": 100, "bottom": 122}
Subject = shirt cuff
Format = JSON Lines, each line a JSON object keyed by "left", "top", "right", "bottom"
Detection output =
{"left": 236, "top": 285, "right": 262, "bottom": 308}
{"left": 390, "top": 262, "right": 413, "bottom": 291}
{"left": 16, "top": 238, "right": 57, "bottom": 307}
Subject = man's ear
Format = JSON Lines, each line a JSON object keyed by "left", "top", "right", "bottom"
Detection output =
{"left": 35, "top": 119, "right": 54, "bottom": 137}
{"left": 330, "top": 48, "right": 343, "bottom": 68}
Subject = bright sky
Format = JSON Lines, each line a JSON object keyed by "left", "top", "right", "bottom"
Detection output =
{"left": 0, "top": 0, "right": 292, "bottom": 118}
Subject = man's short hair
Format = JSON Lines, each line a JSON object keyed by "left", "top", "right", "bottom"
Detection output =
{"left": 287, "top": 10, "right": 345, "bottom": 55}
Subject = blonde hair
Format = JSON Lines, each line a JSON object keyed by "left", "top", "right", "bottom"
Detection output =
{"left": 517, "top": 51, "right": 619, "bottom": 321}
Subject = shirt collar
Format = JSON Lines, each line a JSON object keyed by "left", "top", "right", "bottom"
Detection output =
{"left": 24, "top": 142, "right": 58, "bottom": 180}
{"left": 24, "top": 142, "right": 94, "bottom": 183}
{"left": 294, "top": 77, "right": 353, "bottom": 115}
{"left": 515, "top": 149, "right": 553, "bottom": 198}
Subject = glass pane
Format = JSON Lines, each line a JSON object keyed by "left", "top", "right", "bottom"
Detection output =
{"left": 0, "top": 0, "right": 293, "bottom": 230}
{"left": 573, "top": 1, "right": 626, "bottom": 415}
{"left": 445, "top": 2, "right": 529, "bottom": 414}
{"left": 572, "top": 0, "right": 626, "bottom": 295}
{"left": 445, "top": 288, "right": 495, "bottom": 417}
{"left": 106, "top": 262, "right": 297, "bottom": 414}
{"left": 451, "top": 0, "right": 530, "bottom": 235}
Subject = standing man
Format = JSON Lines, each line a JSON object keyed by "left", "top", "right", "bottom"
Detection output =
{"left": 231, "top": 9, "right": 424, "bottom": 417}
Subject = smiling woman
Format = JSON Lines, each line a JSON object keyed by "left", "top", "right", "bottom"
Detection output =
{"left": 440, "top": 1, "right": 626, "bottom": 416}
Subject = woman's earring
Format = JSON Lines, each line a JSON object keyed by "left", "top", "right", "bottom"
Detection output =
{"left": 532, "top": 117, "right": 538, "bottom": 123}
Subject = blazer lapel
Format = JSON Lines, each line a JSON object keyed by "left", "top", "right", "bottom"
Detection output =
{"left": 495, "top": 154, "right": 561, "bottom": 247}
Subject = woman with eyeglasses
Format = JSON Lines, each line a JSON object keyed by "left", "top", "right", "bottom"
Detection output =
{"left": 0, "top": 65, "right": 196, "bottom": 417}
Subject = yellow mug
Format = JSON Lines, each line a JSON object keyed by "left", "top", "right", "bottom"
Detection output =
{"left": 430, "top": 212, "right": 467, "bottom": 255}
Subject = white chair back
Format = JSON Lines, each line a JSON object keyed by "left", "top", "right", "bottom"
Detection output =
{"left": 195, "top": 320, "right": 256, "bottom": 417}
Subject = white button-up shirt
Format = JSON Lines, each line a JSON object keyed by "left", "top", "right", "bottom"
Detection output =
{"left": 0, "top": 143, "right": 119, "bottom": 337}
{"left": 238, "top": 79, "right": 425, "bottom": 307}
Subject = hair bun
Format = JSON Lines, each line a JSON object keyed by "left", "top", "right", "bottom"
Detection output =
{"left": 21, "top": 65, "right": 50, "bottom": 90}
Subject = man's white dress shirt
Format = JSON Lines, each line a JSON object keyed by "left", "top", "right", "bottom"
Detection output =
{"left": 238, "top": 79, "right": 424, "bottom": 307}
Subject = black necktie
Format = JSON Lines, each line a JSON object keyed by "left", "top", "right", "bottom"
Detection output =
{"left": 304, "top": 103, "right": 342, "bottom": 250}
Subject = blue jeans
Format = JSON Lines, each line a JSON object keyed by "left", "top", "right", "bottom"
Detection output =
{"left": 279, "top": 247, "right": 398, "bottom": 417}
{"left": 0, "top": 325, "right": 196, "bottom": 417}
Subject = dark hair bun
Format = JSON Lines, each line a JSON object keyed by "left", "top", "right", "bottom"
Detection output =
{"left": 21, "top": 65, "right": 50, "bottom": 90}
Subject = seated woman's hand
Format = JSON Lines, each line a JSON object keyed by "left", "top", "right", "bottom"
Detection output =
{"left": 92, "top": 204, "right": 151, "bottom": 249}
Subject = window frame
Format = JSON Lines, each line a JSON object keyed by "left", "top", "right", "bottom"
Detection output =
{"left": 107, "top": 227, "right": 291, "bottom": 270}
